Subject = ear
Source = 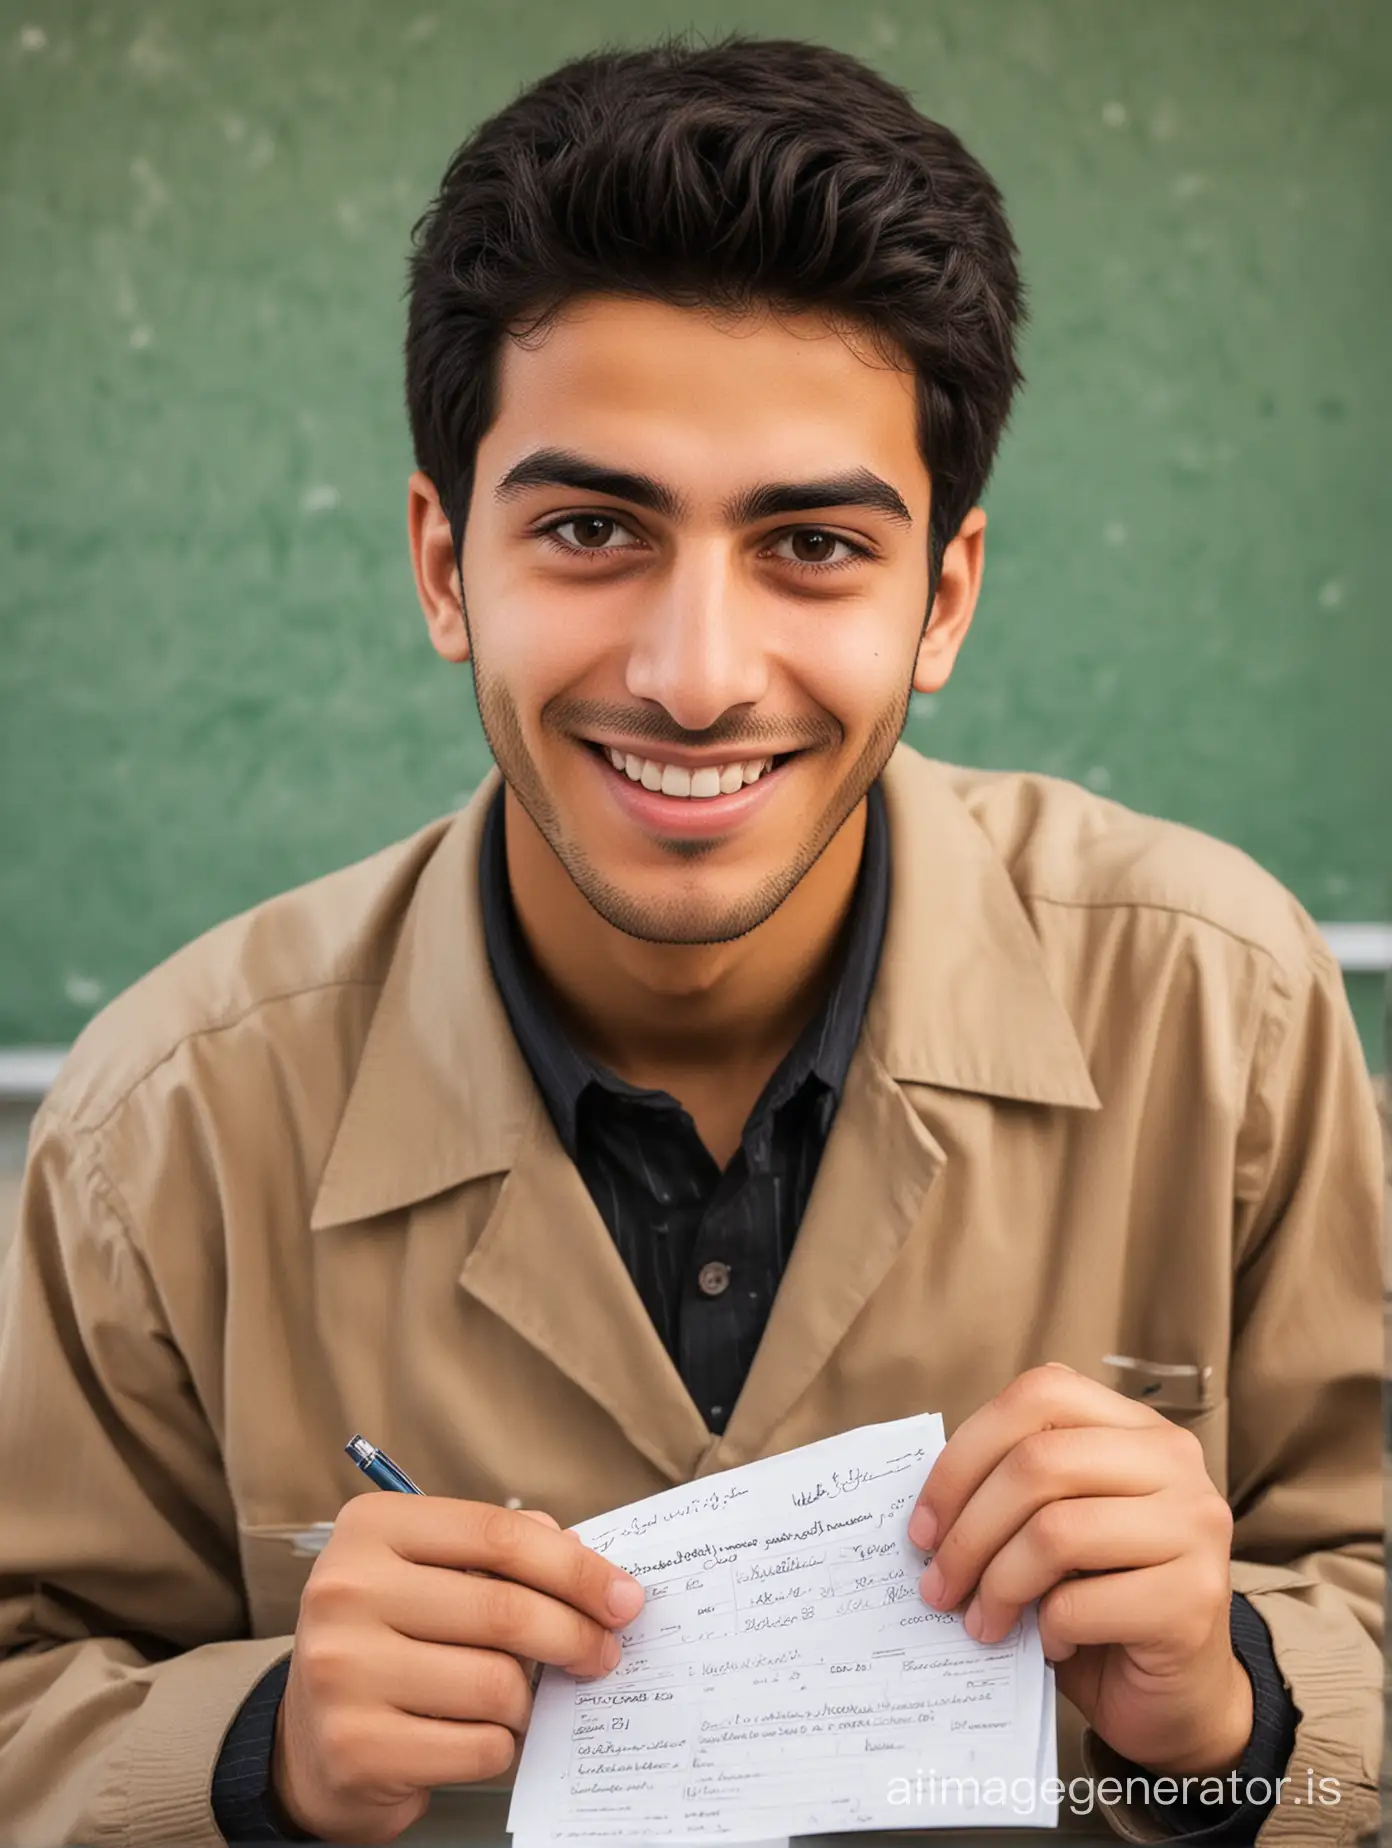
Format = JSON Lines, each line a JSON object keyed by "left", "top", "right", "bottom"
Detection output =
{"left": 408, "top": 470, "right": 470, "bottom": 664}
{"left": 912, "top": 507, "right": 986, "bottom": 695}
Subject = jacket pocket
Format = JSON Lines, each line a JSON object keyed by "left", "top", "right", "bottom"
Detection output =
{"left": 238, "top": 1523, "right": 332, "bottom": 1638}
{"left": 1102, "top": 1354, "right": 1229, "bottom": 1490}
{"left": 1229, "top": 1559, "right": 1323, "bottom": 1596}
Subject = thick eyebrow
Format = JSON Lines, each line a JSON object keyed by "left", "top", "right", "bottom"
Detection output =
{"left": 494, "top": 449, "right": 687, "bottom": 521}
{"left": 494, "top": 448, "right": 913, "bottom": 531}
{"left": 725, "top": 469, "right": 914, "bottom": 529}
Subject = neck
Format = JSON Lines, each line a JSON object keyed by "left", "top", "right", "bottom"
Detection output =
{"left": 502, "top": 790, "right": 868, "bottom": 1096}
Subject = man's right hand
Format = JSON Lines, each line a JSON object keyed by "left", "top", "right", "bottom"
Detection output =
{"left": 271, "top": 1493, "right": 645, "bottom": 1843}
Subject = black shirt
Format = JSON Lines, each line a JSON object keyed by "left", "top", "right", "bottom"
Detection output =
{"left": 211, "top": 776, "right": 1295, "bottom": 1843}
{"left": 479, "top": 778, "right": 890, "bottom": 1436}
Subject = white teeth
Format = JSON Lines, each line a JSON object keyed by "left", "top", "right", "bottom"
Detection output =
{"left": 604, "top": 747, "right": 781, "bottom": 797}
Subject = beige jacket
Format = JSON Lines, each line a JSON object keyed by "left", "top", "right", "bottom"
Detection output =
{"left": 0, "top": 744, "right": 1382, "bottom": 1846}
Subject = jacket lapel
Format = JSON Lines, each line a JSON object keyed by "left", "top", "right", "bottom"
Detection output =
{"left": 310, "top": 768, "right": 717, "bottom": 1482}
{"left": 712, "top": 1037, "right": 946, "bottom": 1469}
{"left": 456, "top": 1092, "right": 716, "bottom": 1485}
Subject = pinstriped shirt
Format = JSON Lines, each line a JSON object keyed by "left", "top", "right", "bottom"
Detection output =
{"left": 479, "top": 779, "right": 890, "bottom": 1437}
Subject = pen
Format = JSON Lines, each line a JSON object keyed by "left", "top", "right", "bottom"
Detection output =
{"left": 345, "top": 1433, "right": 422, "bottom": 1494}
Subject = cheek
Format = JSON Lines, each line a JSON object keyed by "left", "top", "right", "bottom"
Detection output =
{"left": 778, "top": 605, "right": 919, "bottom": 729}
{"left": 466, "top": 554, "right": 605, "bottom": 688}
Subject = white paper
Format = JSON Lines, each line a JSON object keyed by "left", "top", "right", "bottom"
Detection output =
{"left": 508, "top": 1414, "right": 1057, "bottom": 1840}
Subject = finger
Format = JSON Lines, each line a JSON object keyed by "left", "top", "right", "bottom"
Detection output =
{"left": 965, "top": 1492, "right": 1191, "bottom": 1644}
{"left": 381, "top": 1562, "right": 625, "bottom": 1677}
{"left": 375, "top": 1639, "right": 535, "bottom": 1732}
{"left": 330, "top": 1707, "right": 519, "bottom": 1795}
{"left": 923, "top": 1423, "right": 1187, "bottom": 1611}
{"left": 909, "top": 1365, "right": 1164, "bottom": 1549}
{"left": 1036, "top": 1556, "right": 1231, "bottom": 1671}
{"left": 339, "top": 1494, "right": 644, "bottom": 1629}
{"left": 512, "top": 1504, "right": 560, "bottom": 1682}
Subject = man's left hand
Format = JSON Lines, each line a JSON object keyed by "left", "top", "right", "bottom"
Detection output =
{"left": 908, "top": 1362, "right": 1251, "bottom": 1778}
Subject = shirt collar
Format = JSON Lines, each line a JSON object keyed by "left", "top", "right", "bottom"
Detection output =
{"left": 477, "top": 780, "right": 890, "bottom": 1160}
{"left": 311, "top": 745, "right": 1098, "bottom": 1231}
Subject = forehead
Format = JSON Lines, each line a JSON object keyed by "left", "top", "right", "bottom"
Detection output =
{"left": 483, "top": 295, "right": 926, "bottom": 507}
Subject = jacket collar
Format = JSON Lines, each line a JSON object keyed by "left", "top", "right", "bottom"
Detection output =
{"left": 310, "top": 742, "right": 1098, "bottom": 1231}
{"left": 869, "top": 746, "right": 1101, "bottom": 1109}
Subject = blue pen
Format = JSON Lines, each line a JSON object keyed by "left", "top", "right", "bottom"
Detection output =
{"left": 345, "top": 1434, "right": 422, "bottom": 1494}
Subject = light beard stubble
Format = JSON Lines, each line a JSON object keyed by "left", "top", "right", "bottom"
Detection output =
{"left": 470, "top": 663, "right": 910, "bottom": 946}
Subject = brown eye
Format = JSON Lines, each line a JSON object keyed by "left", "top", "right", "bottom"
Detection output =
{"left": 772, "top": 528, "right": 865, "bottom": 568}
{"left": 569, "top": 516, "right": 618, "bottom": 548}
{"left": 789, "top": 530, "right": 837, "bottom": 563}
{"left": 541, "top": 513, "right": 642, "bottom": 559}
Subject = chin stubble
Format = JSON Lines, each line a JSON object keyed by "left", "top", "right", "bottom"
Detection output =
{"left": 469, "top": 662, "right": 909, "bottom": 946}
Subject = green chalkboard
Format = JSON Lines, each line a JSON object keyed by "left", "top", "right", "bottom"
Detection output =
{"left": 2, "top": 0, "right": 1388, "bottom": 1057}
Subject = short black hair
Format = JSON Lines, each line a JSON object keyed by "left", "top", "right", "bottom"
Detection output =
{"left": 406, "top": 35, "right": 1024, "bottom": 576}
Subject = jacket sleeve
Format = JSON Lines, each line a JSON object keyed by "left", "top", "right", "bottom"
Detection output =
{"left": 1088, "top": 933, "right": 1385, "bottom": 1845}
{"left": 0, "top": 1109, "right": 292, "bottom": 1848}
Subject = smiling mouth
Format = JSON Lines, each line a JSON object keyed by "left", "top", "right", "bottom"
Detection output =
{"left": 583, "top": 741, "right": 798, "bottom": 800}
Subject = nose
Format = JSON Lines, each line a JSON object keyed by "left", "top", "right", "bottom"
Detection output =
{"left": 623, "top": 541, "right": 770, "bottom": 732}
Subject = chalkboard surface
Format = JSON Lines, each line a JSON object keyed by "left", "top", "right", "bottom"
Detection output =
{"left": 2, "top": 0, "right": 1388, "bottom": 1054}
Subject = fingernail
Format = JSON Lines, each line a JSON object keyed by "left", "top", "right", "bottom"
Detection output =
{"left": 607, "top": 1574, "right": 644, "bottom": 1623}
{"left": 963, "top": 1596, "right": 983, "bottom": 1639}
{"left": 908, "top": 1506, "right": 937, "bottom": 1549}
{"left": 601, "top": 1633, "right": 621, "bottom": 1670}
{"left": 920, "top": 1562, "right": 945, "bottom": 1607}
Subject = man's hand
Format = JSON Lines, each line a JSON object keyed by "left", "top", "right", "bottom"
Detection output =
{"left": 908, "top": 1363, "right": 1251, "bottom": 1779}
{"left": 272, "top": 1494, "right": 645, "bottom": 1844}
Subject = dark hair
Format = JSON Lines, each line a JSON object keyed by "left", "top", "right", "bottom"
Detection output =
{"left": 406, "top": 35, "right": 1024, "bottom": 576}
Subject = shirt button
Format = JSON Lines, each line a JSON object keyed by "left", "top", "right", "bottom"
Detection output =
{"left": 697, "top": 1260, "right": 731, "bottom": 1297}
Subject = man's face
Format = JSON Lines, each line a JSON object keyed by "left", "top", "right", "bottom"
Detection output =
{"left": 414, "top": 295, "right": 980, "bottom": 944}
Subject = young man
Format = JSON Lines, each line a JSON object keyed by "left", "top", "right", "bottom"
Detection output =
{"left": 0, "top": 37, "right": 1381, "bottom": 1848}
